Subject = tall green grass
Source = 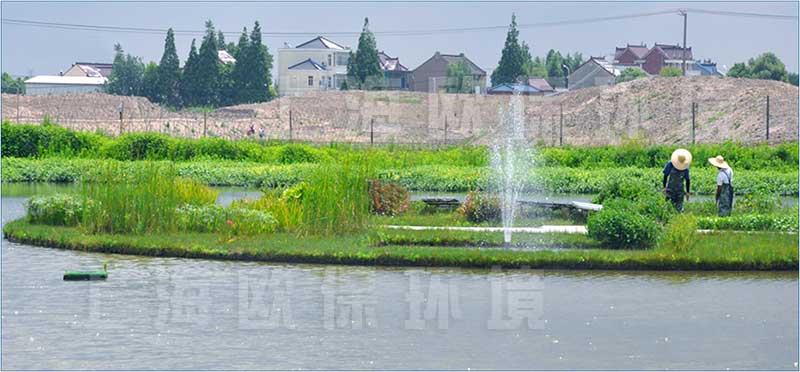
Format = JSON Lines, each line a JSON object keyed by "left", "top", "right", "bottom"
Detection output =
{"left": 299, "top": 158, "right": 372, "bottom": 235}
{"left": 79, "top": 162, "right": 218, "bottom": 234}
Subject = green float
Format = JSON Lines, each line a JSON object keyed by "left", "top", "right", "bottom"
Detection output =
{"left": 63, "top": 263, "right": 108, "bottom": 281}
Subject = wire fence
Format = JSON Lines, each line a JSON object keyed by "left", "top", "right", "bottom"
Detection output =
{"left": 2, "top": 88, "right": 797, "bottom": 146}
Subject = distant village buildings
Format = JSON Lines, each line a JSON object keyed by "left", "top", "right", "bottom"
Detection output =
{"left": 20, "top": 37, "right": 724, "bottom": 97}
{"left": 409, "top": 52, "right": 486, "bottom": 93}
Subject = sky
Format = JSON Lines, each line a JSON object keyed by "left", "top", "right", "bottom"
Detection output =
{"left": 1, "top": 1, "right": 798, "bottom": 79}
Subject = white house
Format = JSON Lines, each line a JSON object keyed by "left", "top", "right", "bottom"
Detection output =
{"left": 24, "top": 75, "right": 107, "bottom": 95}
{"left": 277, "top": 36, "right": 351, "bottom": 96}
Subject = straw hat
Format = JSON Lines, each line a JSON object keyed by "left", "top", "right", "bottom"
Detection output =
{"left": 708, "top": 155, "right": 730, "bottom": 169}
{"left": 670, "top": 148, "right": 693, "bottom": 170}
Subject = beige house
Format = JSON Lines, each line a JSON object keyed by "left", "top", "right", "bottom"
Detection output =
{"left": 63, "top": 62, "right": 113, "bottom": 78}
{"left": 277, "top": 36, "right": 351, "bottom": 96}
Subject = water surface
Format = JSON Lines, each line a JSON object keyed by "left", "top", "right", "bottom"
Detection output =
{"left": 2, "top": 191, "right": 798, "bottom": 369}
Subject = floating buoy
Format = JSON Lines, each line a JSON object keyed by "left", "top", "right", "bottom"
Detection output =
{"left": 63, "top": 263, "right": 108, "bottom": 281}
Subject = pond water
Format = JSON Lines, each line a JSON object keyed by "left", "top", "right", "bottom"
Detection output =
{"left": 1, "top": 187, "right": 798, "bottom": 369}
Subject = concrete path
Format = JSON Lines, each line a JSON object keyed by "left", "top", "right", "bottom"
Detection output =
{"left": 382, "top": 225, "right": 797, "bottom": 235}
{"left": 383, "top": 225, "right": 589, "bottom": 234}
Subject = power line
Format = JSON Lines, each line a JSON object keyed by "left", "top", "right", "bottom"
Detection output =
{"left": 2, "top": 8, "right": 795, "bottom": 39}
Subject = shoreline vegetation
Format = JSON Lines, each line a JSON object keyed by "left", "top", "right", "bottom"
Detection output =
{"left": 4, "top": 221, "right": 797, "bottom": 271}
{"left": 2, "top": 122, "right": 798, "bottom": 271}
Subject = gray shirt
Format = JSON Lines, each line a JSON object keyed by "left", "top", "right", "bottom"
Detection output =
{"left": 716, "top": 168, "right": 733, "bottom": 186}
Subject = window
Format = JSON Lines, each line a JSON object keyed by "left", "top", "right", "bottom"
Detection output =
{"left": 328, "top": 54, "right": 332, "bottom": 66}
{"left": 335, "top": 53, "right": 350, "bottom": 66}
{"left": 308, "top": 76, "right": 314, "bottom": 87}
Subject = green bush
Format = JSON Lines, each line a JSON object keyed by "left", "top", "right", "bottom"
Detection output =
{"left": 735, "top": 190, "right": 781, "bottom": 214}
{"left": 697, "top": 212, "right": 798, "bottom": 232}
{"left": 102, "top": 132, "right": 174, "bottom": 160}
{"left": 4, "top": 123, "right": 796, "bottom": 170}
{"left": 1, "top": 121, "right": 106, "bottom": 158}
{"left": 660, "top": 213, "right": 698, "bottom": 252}
{"left": 457, "top": 191, "right": 501, "bottom": 223}
{"left": 25, "top": 194, "right": 85, "bottom": 226}
{"left": 175, "top": 204, "right": 277, "bottom": 235}
{"left": 276, "top": 144, "right": 323, "bottom": 164}
{"left": 587, "top": 206, "right": 661, "bottom": 249}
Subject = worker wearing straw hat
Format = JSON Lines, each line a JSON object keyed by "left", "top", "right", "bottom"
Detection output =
{"left": 662, "top": 149, "right": 692, "bottom": 212}
{"left": 709, "top": 155, "right": 734, "bottom": 217}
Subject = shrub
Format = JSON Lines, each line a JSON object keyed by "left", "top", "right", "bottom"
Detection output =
{"left": 587, "top": 204, "right": 661, "bottom": 249}
{"left": 233, "top": 189, "right": 304, "bottom": 233}
{"left": 457, "top": 191, "right": 501, "bottom": 223}
{"left": 175, "top": 204, "right": 277, "bottom": 235}
{"left": 736, "top": 190, "right": 781, "bottom": 214}
{"left": 276, "top": 144, "right": 322, "bottom": 164}
{"left": 1, "top": 122, "right": 106, "bottom": 158}
{"left": 102, "top": 132, "right": 175, "bottom": 160}
{"left": 593, "top": 179, "right": 674, "bottom": 223}
{"left": 660, "top": 213, "right": 698, "bottom": 252}
{"left": 369, "top": 180, "right": 410, "bottom": 215}
{"left": 25, "top": 194, "right": 85, "bottom": 226}
{"left": 592, "top": 178, "right": 655, "bottom": 204}
{"left": 697, "top": 212, "right": 798, "bottom": 232}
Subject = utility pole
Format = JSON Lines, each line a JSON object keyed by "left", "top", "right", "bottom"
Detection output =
{"left": 289, "top": 109, "right": 293, "bottom": 141}
{"left": 117, "top": 102, "right": 124, "bottom": 135}
{"left": 370, "top": 118, "right": 374, "bottom": 145}
{"left": 679, "top": 9, "right": 688, "bottom": 76}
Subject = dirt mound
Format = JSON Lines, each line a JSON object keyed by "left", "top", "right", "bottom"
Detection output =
{"left": 3, "top": 76, "right": 796, "bottom": 145}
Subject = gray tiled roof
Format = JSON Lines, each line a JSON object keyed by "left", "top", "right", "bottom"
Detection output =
{"left": 295, "top": 36, "right": 347, "bottom": 50}
{"left": 288, "top": 58, "right": 327, "bottom": 71}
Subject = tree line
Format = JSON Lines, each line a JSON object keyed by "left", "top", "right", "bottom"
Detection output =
{"left": 489, "top": 14, "right": 584, "bottom": 87}
{"left": 105, "top": 20, "right": 275, "bottom": 108}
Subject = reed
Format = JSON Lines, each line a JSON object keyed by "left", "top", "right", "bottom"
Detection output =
{"left": 79, "top": 162, "right": 218, "bottom": 234}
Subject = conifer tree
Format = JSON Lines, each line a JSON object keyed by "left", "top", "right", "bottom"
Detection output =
{"left": 156, "top": 28, "right": 181, "bottom": 107}
{"left": 180, "top": 39, "right": 200, "bottom": 106}
{"left": 491, "top": 13, "right": 531, "bottom": 85}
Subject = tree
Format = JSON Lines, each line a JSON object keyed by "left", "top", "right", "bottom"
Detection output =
{"left": 565, "top": 52, "right": 584, "bottom": 71}
{"left": 726, "top": 53, "right": 790, "bottom": 84}
{"left": 660, "top": 66, "right": 683, "bottom": 77}
{"left": 617, "top": 67, "right": 647, "bottom": 83}
{"left": 194, "top": 20, "right": 221, "bottom": 106}
{"left": 1, "top": 72, "right": 25, "bottom": 94}
{"left": 156, "top": 28, "right": 181, "bottom": 107}
{"left": 523, "top": 56, "right": 547, "bottom": 78}
{"left": 446, "top": 61, "right": 473, "bottom": 93}
{"left": 231, "top": 28, "right": 250, "bottom": 103}
{"left": 748, "top": 52, "right": 788, "bottom": 82}
{"left": 788, "top": 72, "right": 799, "bottom": 87}
{"left": 180, "top": 39, "right": 201, "bottom": 106}
{"left": 245, "top": 21, "right": 274, "bottom": 102}
{"left": 142, "top": 62, "right": 159, "bottom": 102}
{"left": 217, "top": 31, "right": 226, "bottom": 49}
{"left": 545, "top": 49, "right": 565, "bottom": 78}
{"left": 105, "top": 43, "right": 145, "bottom": 96}
{"left": 726, "top": 62, "right": 750, "bottom": 78}
{"left": 491, "top": 13, "right": 531, "bottom": 85}
{"left": 347, "top": 17, "right": 383, "bottom": 89}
